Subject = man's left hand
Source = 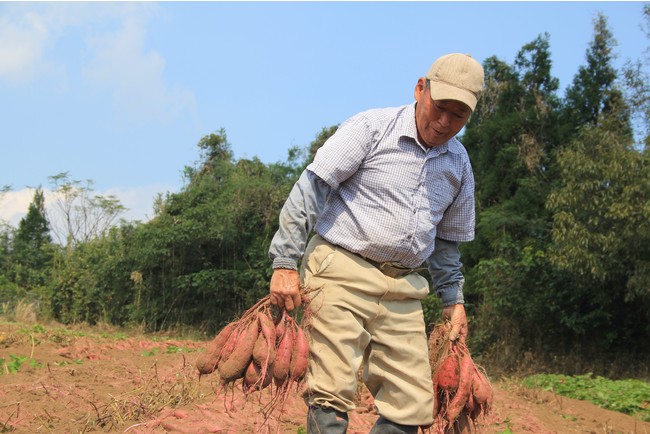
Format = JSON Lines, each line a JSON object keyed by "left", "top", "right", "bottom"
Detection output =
{"left": 442, "top": 303, "right": 468, "bottom": 343}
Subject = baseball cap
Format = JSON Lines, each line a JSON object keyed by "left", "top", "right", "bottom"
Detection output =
{"left": 426, "top": 53, "right": 484, "bottom": 111}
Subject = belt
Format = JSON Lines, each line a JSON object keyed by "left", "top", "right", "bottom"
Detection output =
{"left": 361, "top": 256, "right": 421, "bottom": 279}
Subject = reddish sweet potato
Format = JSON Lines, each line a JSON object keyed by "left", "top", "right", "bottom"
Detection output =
{"left": 434, "top": 352, "right": 460, "bottom": 391}
{"left": 289, "top": 325, "right": 309, "bottom": 381}
{"left": 254, "top": 312, "right": 276, "bottom": 367}
{"left": 195, "top": 322, "right": 236, "bottom": 375}
{"left": 258, "top": 311, "right": 276, "bottom": 342}
{"left": 243, "top": 360, "right": 261, "bottom": 389}
{"left": 469, "top": 365, "right": 493, "bottom": 420}
{"left": 243, "top": 360, "right": 273, "bottom": 393}
{"left": 218, "top": 318, "right": 259, "bottom": 382}
{"left": 445, "top": 354, "right": 473, "bottom": 423}
{"left": 273, "top": 324, "right": 294, "bottom": 384}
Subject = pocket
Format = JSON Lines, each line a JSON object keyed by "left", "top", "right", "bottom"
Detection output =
{"left": 302, "top": 237, "right": 337, "bottom": 284}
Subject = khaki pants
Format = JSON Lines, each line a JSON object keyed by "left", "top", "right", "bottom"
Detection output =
{"left": 301, "top": 235, "right": 435, "bottom": 426}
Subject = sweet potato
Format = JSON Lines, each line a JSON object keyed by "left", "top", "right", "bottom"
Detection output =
{"left": 471, "top": 366, "right": 492, "bottom": 406}
{"left": 244, "top": 360, "right": 273, "bottom": 393}
{"left": 195, "top": 322, "right": 236, "bottom": 375}
{"left": 253, "top": 330, "right": 273, "bottom": 366}
{"left": 434, "top": 352, "right": 460, "bottom": 391}
{"left": 273, "top": 324, "right": 294, "bottom": 384}
{"left": 289, "top": 324, "right": 309, "bottom": 381}
{"left": 218, "top": 318, "right": 259, "bottom": 382}
{"left": 243, "top": 360, "right": 261, "bottom": 389}
{"left": 254, "top": 312, "right": 276, "bottom": 367}
{"left": 258, "top": 311, "right": 276, "bottom": 344}
{"left": 469, "top": 365, "right": 493, "bottom": 420}
{"left": 445, "top": 354, "right": 473, "bottom": 423}
{"left": 274, "top": 312, "right": 286, "bottom": 343}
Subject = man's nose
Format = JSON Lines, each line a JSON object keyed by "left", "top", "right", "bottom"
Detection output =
{"left": 438, "top": 112, "right": 451, "bottom": 127}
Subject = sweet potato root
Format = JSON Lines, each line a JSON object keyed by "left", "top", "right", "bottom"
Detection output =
{"left": 445, "top": 354, "right": 473, "bottom": 423}
{"left": 273, "top": 323, "right": 294, "bottom": 385}
{"left": 428, "top": 321, "right": 493, "bottom": 433}
{"left": 198, "top": 292, "right": 312, "bottom": 432}
{"left": 195, "top": 321, "right": 236, "bottom": 375}
{"left": 218, "top": 318, "right": 258, "bottom": 382}
{"left": 289, "top": 324, "right": 309, "bottom": 381}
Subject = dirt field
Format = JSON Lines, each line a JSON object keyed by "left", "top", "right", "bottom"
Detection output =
{"left": 0, "top": 321, "right": 648, "bottom": 434}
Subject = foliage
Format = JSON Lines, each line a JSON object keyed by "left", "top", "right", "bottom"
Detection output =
{"left": 0, "top": 354, "right": 28, "bottom": 374}
{"left": 523, "top": 373, "right": 650, "bottom": 421}
{"left": 11, "top": 188, "right": 53, "bottom": 289}
{"left": 546, "top": 118, "right": 650, "bottom": 350}
{"left": 47, "top": 172, "right": 126, "bottom": 247}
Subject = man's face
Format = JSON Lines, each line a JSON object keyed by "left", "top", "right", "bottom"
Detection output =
{"left": 414, "top": 78, "right": 472, "bottom": 148}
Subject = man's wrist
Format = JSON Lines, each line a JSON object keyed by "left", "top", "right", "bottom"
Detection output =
{"left": 437, "top": 280, "right": 465, "bottom": 306}
{"left": 272, "top": 257, "right": 298, "bottom": 271}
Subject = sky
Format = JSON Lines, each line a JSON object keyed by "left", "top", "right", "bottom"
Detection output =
{"left": 1, "top": 1, "right": 648, "bottom": 227}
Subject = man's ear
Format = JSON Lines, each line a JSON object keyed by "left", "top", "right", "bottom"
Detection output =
{"left": 414, "top": 77, "right": 427, "bottom": 101}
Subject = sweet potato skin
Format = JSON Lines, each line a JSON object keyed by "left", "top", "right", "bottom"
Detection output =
{"left": 289, "top": 324, "right": 309, "bottom": 381}
{"left": 273, "top": 324, "right": 294, "bottom": 384}
{"left": 218, "top": 319, "right": 258, "bottom": 382}
{"left": 195, "top": 322, "right": 236, "bottom": 375}
{"left": 445, "top": 354, "right": 473, "bottom": 422}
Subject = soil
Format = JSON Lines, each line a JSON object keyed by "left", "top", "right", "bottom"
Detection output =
{"left": 0, "top": 321, "right": 648, "bottom": 434}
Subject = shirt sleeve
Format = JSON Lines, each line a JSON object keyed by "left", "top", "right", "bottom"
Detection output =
{"left": 427, "top": 237, "right": 465, "bottom": 306}
{"left": 268, "top": 170, "right": 331, "bottom": 270}
{"left": 307, "top": 113, "right": 373, "bottom": 189}
{"left": 436, "top": 156, "right": 476, "bottom": 242}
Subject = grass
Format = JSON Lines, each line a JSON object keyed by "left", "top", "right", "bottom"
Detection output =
{"left": 523, "top": 373, "right": 650, "bottom": 422}
{"left": 87, "top": 361, "right": 200, "bottom": 431}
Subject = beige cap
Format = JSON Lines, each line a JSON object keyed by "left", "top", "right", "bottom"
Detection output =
{"left": 426, "top": 53, "right": 484, "bottom": 111}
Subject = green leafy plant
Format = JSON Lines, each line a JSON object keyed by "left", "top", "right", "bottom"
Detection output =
{"left": 165, "top": 345, "right": 193, "bottom": 354}
{"left": 141, "top": 348, "right": 159, "bottom": 357}
{"left": 523, "top": 373, "right": 650, "bottom": 421}
{"left": 1, "top": 355, "right": 28, "bottom": 374}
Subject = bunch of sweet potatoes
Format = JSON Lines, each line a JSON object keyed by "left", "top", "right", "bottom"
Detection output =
{"left": 195, "top": 296, "right": 309, "bottom": 397}
{"left": 428, "top": 322, "right": 492, "bottom": 433}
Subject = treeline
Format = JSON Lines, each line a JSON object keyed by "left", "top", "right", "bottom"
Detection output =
{"left": 1, "top": 12, "right": 649, "bottom": 376}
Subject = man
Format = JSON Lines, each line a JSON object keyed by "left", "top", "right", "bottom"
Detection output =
{"left": 268, "top": 53, "right": 484, "bottom": 434}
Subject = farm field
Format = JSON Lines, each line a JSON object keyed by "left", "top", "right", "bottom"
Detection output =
{"left": 0, "top": 321, "right": 648, "bottom": 434}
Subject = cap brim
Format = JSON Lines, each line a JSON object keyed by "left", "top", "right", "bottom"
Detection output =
{"left": 429, "top": 82, "right": 477, "bottom": 111}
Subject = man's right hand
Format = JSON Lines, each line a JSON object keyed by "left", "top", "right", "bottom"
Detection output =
{"left": 269, "top": 268, "right": 302, "bottom": 311}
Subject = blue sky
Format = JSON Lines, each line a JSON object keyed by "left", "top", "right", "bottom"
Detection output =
{"left": 1, "top": 1, "right": 648, "bottom": 226}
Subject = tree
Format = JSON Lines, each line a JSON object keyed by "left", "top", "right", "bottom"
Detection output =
{"left": 12, "top": 187, "right": 54, "bottom": 288}
{"left": 622, "top": 4, "right": 650, "bottom": 147}
{"left": 546, "top": 117, "right": 649, "bottom": 351}
{"left": 47, "top": 172, "right": 126, "bottom": 246}
{"left": 562, "top": 13, "right": 631, "bottom": 139}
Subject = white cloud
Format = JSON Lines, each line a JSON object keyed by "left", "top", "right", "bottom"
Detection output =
{"left": 82, "top": 15, "right": 196, "bottom": 125}
{"left": 0, "top": 2, "right": 195, "bottom": 124}
{"left": 0, "top": 10, "right": 49, "bottom": 82}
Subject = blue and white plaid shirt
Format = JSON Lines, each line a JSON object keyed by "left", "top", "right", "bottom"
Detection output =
{"left": 269, "top": 102, "right": 475, "bottom": 304}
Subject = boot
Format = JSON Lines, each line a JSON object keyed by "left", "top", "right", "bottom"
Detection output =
{"left": 369, "top": 416, "right": 419, "bottom": 434}
{"left": 307, "top": 405, "right": 349, "bottom": 434}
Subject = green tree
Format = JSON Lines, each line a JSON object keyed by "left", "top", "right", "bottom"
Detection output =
{"left": 561, "top": 13, "right": 631, "bottom": 139}
{"left": 12, "top": 187, "right": 54, "bottom": 288}
{"left": 541, "top": 12, "right": 648, "bottom": 360}
{"left": 546, "top": 118, "right": 650, "bottom": 351}
{"left": 622, "top": 4, "right": 650, "bottom": 147}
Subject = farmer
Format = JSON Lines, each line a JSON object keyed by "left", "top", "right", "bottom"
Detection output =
{"left": 268, "top": 53, "right": 484, "bottom": 434}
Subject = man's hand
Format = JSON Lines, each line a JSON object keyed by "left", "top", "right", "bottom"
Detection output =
{"left": 270, "top": 268, "right": 302, "bottom": 311}
{"left": 442, "top": 303, "right": 468, "bottom": 343}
